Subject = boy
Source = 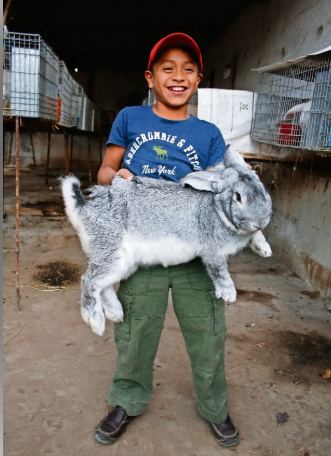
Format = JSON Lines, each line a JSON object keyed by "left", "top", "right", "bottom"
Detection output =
{"left": 95, "top": 33, "right": 240, "bottom": 448}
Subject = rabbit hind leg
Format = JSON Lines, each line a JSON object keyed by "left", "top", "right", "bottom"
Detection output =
{"left": 81, "top": 274, "right": 106, "bottom": 336}
{"left": 98, "top": 261, "right": 139, "bottom": 323}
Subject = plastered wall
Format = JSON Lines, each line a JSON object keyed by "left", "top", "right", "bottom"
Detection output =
{"left": 260, "top": 162, "right": 331, "bottom": 297}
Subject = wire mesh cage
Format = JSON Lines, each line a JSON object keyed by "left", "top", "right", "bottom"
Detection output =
{"left": 57, "top": 61, "right": 73, "bottom": 127}
{"left": 251, "top": 53, "right": 331, "bottom": 151}
{"left": 86, "top": 100, "right": 96, "bottom": 132}
{"left": 93, "top": 105, "right": 102, "bottom": 133}
{"left": 144, "top": 89, "right": 198, "bottom": 117}
{"left": 70, "top": 80, "right": 82, "bottom": 128}
{"left": 3, "top": 32, "right": 59, "bottom": 120}
{"left": 77, "top": 93, "right": 96, "bottom": 131}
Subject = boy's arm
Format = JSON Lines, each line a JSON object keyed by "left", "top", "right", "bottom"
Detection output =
{"left": 97, "top": 144, "right": 133, "bottom": 185}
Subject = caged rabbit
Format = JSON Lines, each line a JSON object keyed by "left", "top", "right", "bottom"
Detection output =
{"left": 61, "top": 147, "right": 272, "bottom": 336}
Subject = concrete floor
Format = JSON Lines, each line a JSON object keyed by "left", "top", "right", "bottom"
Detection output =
{"left": 3, "top": 167, "right": 331, "bottom": 456}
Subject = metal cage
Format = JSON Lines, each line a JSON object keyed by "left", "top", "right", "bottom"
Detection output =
{"left": 77, "top": 93, "right": 97, "bottom": 132}
{"left": 3, "top": 32, "right": 59, "bottom": 120}
{"left": 144, "top": 89, "right": 198, "bottom": 117}
{"left": 70, "top": 80, "right": 82, "bottom": 128}
{"left": 57, "top": 61, "right": 74, "bottom": 127}
{"left": 251, "top": 52, "right": 331, "bottom": 151}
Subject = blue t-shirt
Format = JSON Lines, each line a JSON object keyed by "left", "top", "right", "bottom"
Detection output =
{"left": 107, "top": 105, "right": 226, "bottom": 182}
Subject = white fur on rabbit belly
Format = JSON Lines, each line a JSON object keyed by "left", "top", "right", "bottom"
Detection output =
{"left": 122, "top": 233, "right": 201, "bottom": 267}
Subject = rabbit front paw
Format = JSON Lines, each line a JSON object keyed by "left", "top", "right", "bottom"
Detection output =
{"left": 249, "top": 232, "right": 272, "bottom": 258}
{"left": 103, "top": 299, "right": 124, "bottom": 323}
{"left": 216, "top": 284, "right": 237, "bottom": 303}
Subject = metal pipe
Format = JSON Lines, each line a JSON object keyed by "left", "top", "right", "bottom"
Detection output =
{"left": 45, "top": 132, "right": 51, "bottom": 185}
{"left": 64, "top": 133, "right": 70, "bottom": 175}
{"left": 15, "top": 117, "right": 21, "bottom": 311}
{"left": 88, "top": 135, "right": 92, "bottom": 185}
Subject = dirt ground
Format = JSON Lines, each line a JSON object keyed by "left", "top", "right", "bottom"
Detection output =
{"left": 3, "top": 167, "right": 331, "bottom": 456}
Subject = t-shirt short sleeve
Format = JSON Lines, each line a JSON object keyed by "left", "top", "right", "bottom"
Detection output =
{"left": 106, "top": 108, "right": 128, "bottom": 148}
{"left": 206, "top": 125, "right": 226, "bottom": 168}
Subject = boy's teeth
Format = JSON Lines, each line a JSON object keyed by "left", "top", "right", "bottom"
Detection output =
{"left": 170, "top": 87, "right": 185, "bottom": 91}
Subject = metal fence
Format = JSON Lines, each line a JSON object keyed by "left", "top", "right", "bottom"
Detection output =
{"left": 251, "top": 55, "right": 331, "bottom": 151}
{"left": 3, "top": 32, "right": 59, "bottom": 120}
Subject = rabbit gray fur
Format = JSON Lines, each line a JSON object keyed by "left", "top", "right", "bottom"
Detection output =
{"left": 61, "top": 147, "right": 272, "bottom": 336}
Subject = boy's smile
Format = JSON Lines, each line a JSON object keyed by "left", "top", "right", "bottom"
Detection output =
{"left": 145, "top": 47, "right": 203, "bottom": 120}
{"left": 167, "top": 86, "right": 188, "bottom": 94}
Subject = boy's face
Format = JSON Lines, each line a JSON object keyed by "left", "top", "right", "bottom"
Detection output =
{"left": 145, "top": 47, "right": 202, "bottom": 109}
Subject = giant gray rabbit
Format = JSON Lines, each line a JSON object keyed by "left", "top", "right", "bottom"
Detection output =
{"left": 61, "top": 147, "right": 272, "bottom": 336}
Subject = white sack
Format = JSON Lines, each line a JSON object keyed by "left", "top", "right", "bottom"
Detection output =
{"left": 197, "top": 89, "right": 257, "bottom": 154}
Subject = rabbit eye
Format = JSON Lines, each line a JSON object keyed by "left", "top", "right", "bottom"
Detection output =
{"left": 235, "top": 192, "right": 242, "bottom": 203}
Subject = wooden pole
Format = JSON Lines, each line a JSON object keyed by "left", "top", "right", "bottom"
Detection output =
{"left": 15, "top": 117, "right": 21, "bottom": 311}
{"left": 45, "top": 132, "right": 51, "bottom": 185}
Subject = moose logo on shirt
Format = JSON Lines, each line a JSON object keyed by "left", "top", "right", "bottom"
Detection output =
{"left": 153, "top": 145, "right": 168, "bottom": 160}
{"left": 125, "top": 130, "right": 202, "bottom": 171}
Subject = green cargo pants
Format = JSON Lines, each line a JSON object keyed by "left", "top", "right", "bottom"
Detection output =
{"left": 108, "top": 258, "right": 228, "bottom": 424}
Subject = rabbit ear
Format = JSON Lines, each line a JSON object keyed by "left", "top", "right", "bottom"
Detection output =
{"left": 180, "top": 168, "right": 240, "bottom": 193}
{"left": 180, "top": 171, "right": 219, "bottom": 192}
{"left": 223, "top": 145, "right": 247, "bottom": 168}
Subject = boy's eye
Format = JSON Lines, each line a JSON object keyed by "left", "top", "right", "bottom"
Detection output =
{"left": 163, "top": 67, "right": 173, "bottom": 71}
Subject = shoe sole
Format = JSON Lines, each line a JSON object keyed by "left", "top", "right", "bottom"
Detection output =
{"left": 94, "top": 429, "right": 125, "bottom": 445}
{"left": 213, "top": 432, "right": 240, "bottom": 447}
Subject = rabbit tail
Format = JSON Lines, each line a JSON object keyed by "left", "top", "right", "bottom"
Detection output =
{"left": 61, "top": 175, "right": 90, "bottom": 255}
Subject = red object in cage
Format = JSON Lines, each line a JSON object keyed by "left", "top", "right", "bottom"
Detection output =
{"left": 57, "top": 98, "right": 62, "bottom": 121}
{"left": 277, "top": 122, "right": 301, "bottom": 146}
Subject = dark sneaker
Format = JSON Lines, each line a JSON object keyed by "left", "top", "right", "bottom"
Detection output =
{"left": 211, "top": 414, "right": 240, "bottom": 447}
{"left": 95, "top": 405, "right": 135, "bottom": 445}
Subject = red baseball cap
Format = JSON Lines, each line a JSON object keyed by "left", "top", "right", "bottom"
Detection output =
{"left": 147, "top": 33, "right": 203, "bottom": 72}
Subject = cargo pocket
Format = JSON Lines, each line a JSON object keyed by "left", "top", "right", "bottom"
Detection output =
{"left": 207, "top": 289, "right": 226, "bottom": 335}
{"left": 114, "top": 292, "right": 134, "bottom": 342}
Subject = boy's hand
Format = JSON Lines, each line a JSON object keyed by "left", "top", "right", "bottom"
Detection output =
{"left": 116, "top": 169, "right": 133, "bottom": 180}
